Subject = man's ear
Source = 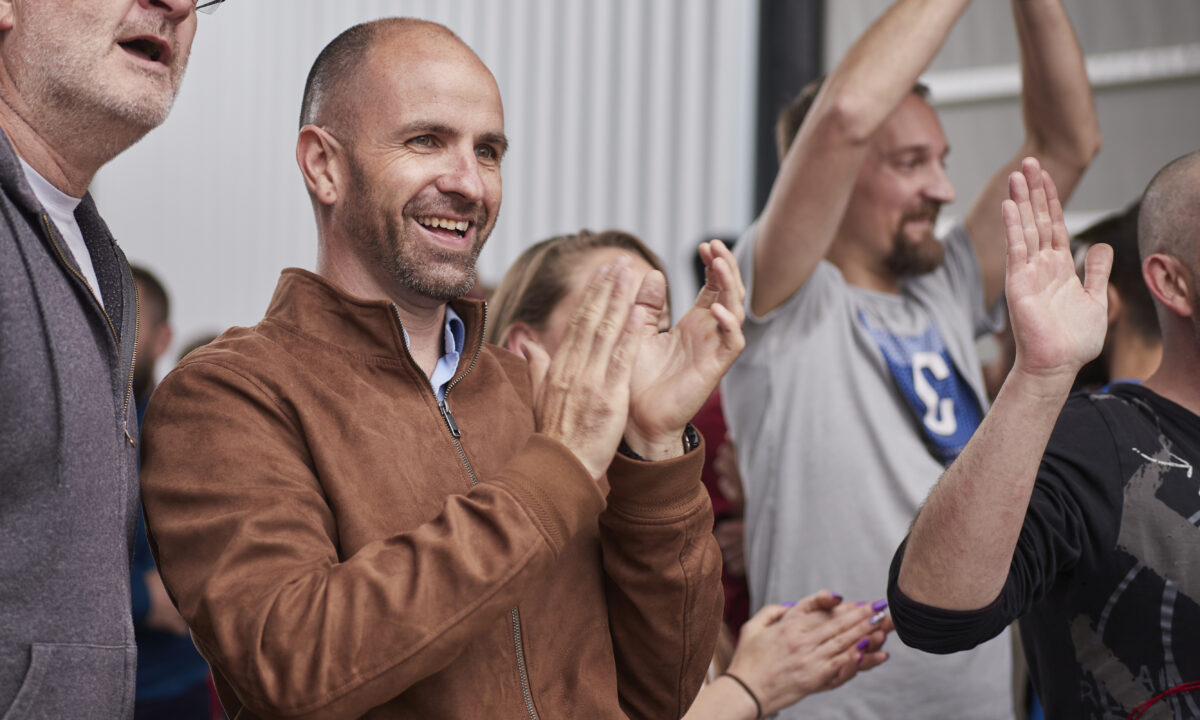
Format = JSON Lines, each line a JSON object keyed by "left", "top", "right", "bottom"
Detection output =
{"left": 0, "top": 0, "right": 15, "bottom": 32}
{"left": 1143, "top": 253, "right": 1194, "bottom": 319}
{"left": 152, "top": 324, "right": 174, "bottom": 361}
{"left": 502, "top": 321, "right": 540, "bottom": 356}
{"left": 296, "top": 125, "right": 342, "bottom": 207}
{"left": 1106, "top": 285, "right": 1122, "bottom": 327}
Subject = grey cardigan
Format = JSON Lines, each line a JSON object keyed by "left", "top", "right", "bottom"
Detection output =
{"left": 0, "top": 130, "right": 141, "bottom": 718}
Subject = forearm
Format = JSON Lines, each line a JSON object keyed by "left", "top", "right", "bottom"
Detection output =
{"left": 897, "top": 368, "right": 1072, "bottom": 609}
{"left": 602, "top": 449, "right": 724, "bottom": 719}
{"left": 967, "top": 1, "right": 1099, "bottom": 306}
{"left": 683, "top": 677, "right": 760, "bottom": 720}
{"left": 818, "top": 0, "right": 970, "bottom": 142}
{"left": 1012, "top": 0, "right": 1101, "bottom": 189}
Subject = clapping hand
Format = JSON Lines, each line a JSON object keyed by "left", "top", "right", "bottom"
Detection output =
{"left": 521, "top": 256, "right": 647, "bottom": 480}
{"left": 623, "top": 240, "right": 747, "bottom": 460}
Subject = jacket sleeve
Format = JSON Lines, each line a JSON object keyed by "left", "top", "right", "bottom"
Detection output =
{"left": 599, "top": 440, "right": 723, "bottom": 719}
{"left": 140, "top": 359, "right": 604, "bottom": 719}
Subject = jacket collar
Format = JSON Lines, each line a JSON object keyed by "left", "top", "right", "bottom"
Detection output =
{"left": 264, "top": 268, "right": 487, "bottom": 362}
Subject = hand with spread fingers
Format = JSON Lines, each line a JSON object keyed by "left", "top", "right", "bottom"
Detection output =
{"left": 1003, "top": 157, "right": 1112, "bottom": 384}
{"left": 520, "top": 256, "right": 647, "bottom": 480}
{"left": 624, "top": 239, "right": 747, "bottom": 460}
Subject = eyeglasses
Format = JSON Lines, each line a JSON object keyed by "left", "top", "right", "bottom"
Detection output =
{"left": 195, "top": 0, "right": 225, "bottom": 13}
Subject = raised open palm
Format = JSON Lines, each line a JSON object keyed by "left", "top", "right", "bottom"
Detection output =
{"left": 1004, "top": 157, "right": 1112, "bottom": 382}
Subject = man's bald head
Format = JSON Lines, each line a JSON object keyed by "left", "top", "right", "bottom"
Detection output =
{"left": 1139, "top": 150, "right": 1200, "bottom": 266}
{"left": 298, "top": 18, "right": 473, "bottom": 132}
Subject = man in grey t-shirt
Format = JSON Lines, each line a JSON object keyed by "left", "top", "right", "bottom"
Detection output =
{"left": 721, "top": 0, "right": 1099, "bottom": 717}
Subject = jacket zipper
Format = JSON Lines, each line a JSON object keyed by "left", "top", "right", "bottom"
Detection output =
{"left": 392, "top": 304, "right": 539, "bottom": 720}
{"left": 42, "top": 215, "right": 137, "bottom": 446}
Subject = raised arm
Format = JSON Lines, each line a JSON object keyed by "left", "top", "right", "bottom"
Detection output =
{"left": 751, "top": 0, "right": 970, "bottom": 316}
{"left": 965, "top": 0, "right": 1101, "bottom": 308}
{"left": 895, "top": 158, "right": 1111, "bottom": 610}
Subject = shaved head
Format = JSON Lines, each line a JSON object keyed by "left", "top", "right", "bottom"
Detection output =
{"left": 298, "top": 18, "right": 473, "bottom": 132}
{"left": 1138, "top": 150, "right": 1200, "bottom": 265}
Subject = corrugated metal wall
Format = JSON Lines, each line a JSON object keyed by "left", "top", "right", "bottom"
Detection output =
{"left": 96, "top": 1, "right": 760, "bottom": 357}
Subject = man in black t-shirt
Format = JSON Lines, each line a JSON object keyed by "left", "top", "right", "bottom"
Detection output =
{"left": 889, "top": 151, "right": 1200, "bottom": 719}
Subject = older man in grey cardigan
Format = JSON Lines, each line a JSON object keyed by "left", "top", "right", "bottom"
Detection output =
{"left": 0, "top": 1, "right": 200, "bottom": 717}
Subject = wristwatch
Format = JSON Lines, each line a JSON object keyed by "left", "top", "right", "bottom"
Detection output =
{"left": 617, "top": 424, "right": 701, "bottom": 461}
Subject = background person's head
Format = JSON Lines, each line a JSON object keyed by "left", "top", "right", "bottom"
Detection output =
{"left": 1071, "top": 201, "right": 1161, "bottom": 388}
{"left": 131, "top": 264, "right": 173, "bottom": 400}
{"left": 0, "top": 0, "right": 197, "bottom": 181}
{"left": 488, "top": 229, "right": 669, "bottom": 357}
{"left": 296, "top": 18, "right": 505, "bottom": 307}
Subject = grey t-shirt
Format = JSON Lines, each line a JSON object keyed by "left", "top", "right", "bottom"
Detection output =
{"left": 721, "top": 221, "right": 1014, "bottom": 720}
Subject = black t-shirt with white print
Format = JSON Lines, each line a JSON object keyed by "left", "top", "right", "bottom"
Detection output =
{"left": 889, "top": 383, "right": 1200, "bottom": 719}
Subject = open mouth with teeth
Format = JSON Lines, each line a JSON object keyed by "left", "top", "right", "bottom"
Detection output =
{"left": 119, "top": 38, "right": 167, "bottom": 64}
{"left": 417, "top": 216, "right": 470, "bottom": 239}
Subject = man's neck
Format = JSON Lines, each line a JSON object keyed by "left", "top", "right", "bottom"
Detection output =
{"left": 393, "top": 301, "right": 447, "bottom": 380}
{"left": 316, "top": 246, "right": 448, "bottom": 378}
{"left": 829, "top": 253, "right": 902, "bottom": 294}
{"left": 1141, "top": 338, "right": 1200, "bottom": 418}
{"left": 0, "top": 109, "right": 95, "bottom": 197}
{"left": 825, "top": 233, "right": 904, "bottom": 294}
{"left": 0, "top": 66, "right": 143, "bottom": 197}
{"left": 1104, "top": 324, "right": 1163, "bottom": 384}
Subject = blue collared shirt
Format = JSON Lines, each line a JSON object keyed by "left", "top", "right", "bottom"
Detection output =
{"left": 401, "top": 306, "right": 465, "bottom": 401}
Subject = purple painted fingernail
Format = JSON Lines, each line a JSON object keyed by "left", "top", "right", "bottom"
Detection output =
{"left": 870, "top": 611, "right": 887, "bottom": 625}
{"left": 830, "top": 593, "right": 843, "bottom": 601}
{"left": 780, "top": 601, "right": 796, "bottom": 608}
{"left": 856, "top": 601, "right": 867, "bottom": 607}
{"left": 871, "top": 599, "right": 888, "bottom": 612}
{"left": 856, "top": 637, "right": 870, "bottom": 651}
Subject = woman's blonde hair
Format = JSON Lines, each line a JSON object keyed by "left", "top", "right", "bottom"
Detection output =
{"left": 487, "top": 229, "right": 667, "bottom": 346}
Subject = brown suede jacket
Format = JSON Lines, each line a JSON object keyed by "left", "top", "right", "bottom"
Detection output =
{"left": 140, "top": 269, "right": 722, "bottom": 719}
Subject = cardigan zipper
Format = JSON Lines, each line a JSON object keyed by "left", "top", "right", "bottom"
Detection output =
{"left": 41, "top": 214, "right": 137, "bottom": 446}
{"left": 391, "top": 304, "right": 540, "bottom": 720}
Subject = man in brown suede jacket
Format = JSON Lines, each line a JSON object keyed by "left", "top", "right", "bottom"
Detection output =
{"left": 140, "top": 18, "right": 746, "bottom": 719}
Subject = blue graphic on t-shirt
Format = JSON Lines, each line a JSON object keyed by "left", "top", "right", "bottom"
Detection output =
{"left": 858, "top": 310, "right": 983, "bottom": 465}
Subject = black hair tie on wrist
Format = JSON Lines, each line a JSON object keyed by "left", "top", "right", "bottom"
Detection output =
{"left": 722, "top": 672, "right": 763, "bottom": 719}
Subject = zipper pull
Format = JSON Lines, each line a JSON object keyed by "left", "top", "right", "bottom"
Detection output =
{"left": 438, "top": 399, "right": 462, "bottom": 438}
{"left": 123, "top": 421, "right": 137, "bottom": 447}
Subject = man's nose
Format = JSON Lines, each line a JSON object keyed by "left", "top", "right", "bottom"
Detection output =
{"left": 146, "top": 0, "right": 194, "bottom": 21}
{"left": 436, "top": 147, "right": 486, "bottom": 202}
{"left": 925, "top": 161, "right": 957, "bottom": 205}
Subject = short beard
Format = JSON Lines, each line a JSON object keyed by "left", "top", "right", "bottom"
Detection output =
{"left": 379, "top": 210, "right": 481, "bottom": 302}
{"left": 883, "top": 231, "right": 944, "bottom": 277}
{"left": 13, "top": 19, "right": 184, "bottom": 163}
{"left": 19, "top": 21, "right": 181, "bottom": 132}
{"left": 343, "top": 155, "right": 488, "bottom": 303}
{"left": 884, "top": 204, "right": 945, "bottom": 277}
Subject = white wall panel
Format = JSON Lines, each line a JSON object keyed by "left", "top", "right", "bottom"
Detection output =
{"left": 96, "top": 1, "right": 759, "bottom": 361}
